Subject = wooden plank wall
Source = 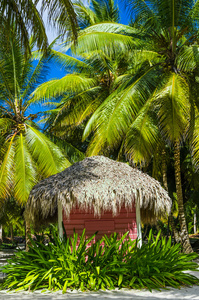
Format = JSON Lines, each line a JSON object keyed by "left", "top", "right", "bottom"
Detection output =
{"left": 63, "top": 205, "right": 137, "bottom": 241}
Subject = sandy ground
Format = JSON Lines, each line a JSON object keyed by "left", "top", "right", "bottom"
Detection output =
{"left": 0, "top": 285, "right": 198, "bottom": 300}
{"left": 0, "top": 270, "right": 198, "bottom": 300}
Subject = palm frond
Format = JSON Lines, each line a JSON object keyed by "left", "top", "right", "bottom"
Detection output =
{"left": 41, "top": 0, "right": 78, "bottom": 41}
{"left": 83, "top": 66, "right": 160, "bottom": 149}
{"left": 22, "top": 52, "right": 50, "bottom": 103}
{"left": 80, "top": 22, "right": 140, "bottom": 36}
{"left": 25, "top": 125, "right": 70, "bottom": 177}
{"left": 0, "top": 0, "right": 48, "bottom": 55}
{"left": 190, "top": 107, "right": 199, "bottom": 167}
{"left": 86, "top": 134, "right": 107, "bottom": 156}
{"left": 0, "top": 134, "right": 16, "bottom": 201}
{"left": 73, "top": 23, "right": 143, "bottom": 57}
{"left": 74, "top": 1, "right": 96, "bottom": 28}
{"left": 125, "top": 98, "right": 161, "bottom": 165}
{"left": 0, "top": 118, "right": 15, "bottom": 134}
{"left": 53, "top": 86, "right": 103, "bottom": 126}
{"left": 30, "top": 75, "right": 97, "bottom": 103}
{"left": 91, "top": 0, "right": 120, "bottom": 23}
{"left": 155, "top": 73, "right": 190, "bottom": 143}
{"left": 14, "top": 133, "right": 37, "bottom": 205}
{"left": 177, "top": 45, "right": 199, "bottom": 72}
{"left": 123, "top": 0, "right": 160, "bottom": 31}
{"left": 46, "top": 134, "right": 85, "bottom": 163}
{"left": 50, "top": 49, "right": 92, "bottom": 72}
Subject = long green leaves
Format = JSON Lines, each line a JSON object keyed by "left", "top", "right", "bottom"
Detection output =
{"left": 125, "top": 98, "right": 161, "bottom": 165}
{"left": 31, "top": 75, "right": 97, "bottom": 103}
{"left": 83, "top": 65, "right": 160, "bottom": 152}
{"left": 14, "top": 133, "right": 37, "bottom": 205}
{"left": 1, "top": 228, "right": 198, "bottom": 292}
{"left": 0, "top": 28, "right": 76, "bottom": 208}
{"left": 155, "top": 73, "right": 190, "bottom": 142}
{"left": 26, "top": 125, "right": 70, "bottom": 177}
{"left": 0, "top": 135, "right": 16, "bottom": 201}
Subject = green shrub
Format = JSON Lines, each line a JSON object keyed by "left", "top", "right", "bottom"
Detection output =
{"left": 0, "top": 227, "right": 198, "bottom": 292}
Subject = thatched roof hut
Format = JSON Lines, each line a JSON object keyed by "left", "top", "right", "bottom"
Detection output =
{"left": 25, "top": 156, "right": 171, "bottom": 229}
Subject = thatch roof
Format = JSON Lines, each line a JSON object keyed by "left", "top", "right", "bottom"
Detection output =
{"left": 25, "top": 156, "right": 172, "bottom": 227}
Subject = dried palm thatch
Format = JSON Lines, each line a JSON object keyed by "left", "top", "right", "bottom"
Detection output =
{"left": 25, "top": 156, "right": 172, "bottom": 227}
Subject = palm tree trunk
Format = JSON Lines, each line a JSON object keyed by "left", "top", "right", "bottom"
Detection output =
{"left": 25, "top": 220, "right": 31, "bottom": 251}
{"left": 10, "top": 225, "right": 14, "bottom": 242}
{"left": 0, "top": 224, "right": 2, "bottom": 243}
{"left": 162, "top": 149, "right": 168, "bottom": 192}
{"left": 194, "top": 205, "right": 197, "bottom": 234}
{"left": 162, "top": 149, "right": 181, "bottom": 242}
{"left": 174, "top": 141, "right": 193, "bottom": 253}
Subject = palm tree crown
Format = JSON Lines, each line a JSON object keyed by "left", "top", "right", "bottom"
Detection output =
{"left": 0, "top": 0, "right": 78, "bottom": 55}
{"left": 0, "top": 28, "right": 71, "bottom": 206}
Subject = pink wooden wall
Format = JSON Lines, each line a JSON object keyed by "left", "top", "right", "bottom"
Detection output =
{"left": 63, "top": 204, "right": 137, "bottom": 241}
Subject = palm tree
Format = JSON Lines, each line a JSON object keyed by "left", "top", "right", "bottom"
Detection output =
{"left": 0, "top": 28, "right": 73, "bottom": 208}
{"left": 29, "top": 0, "right": 199, "bottom": 252}
{"left": 69, "top": 0, "right": 199, "bottom": 252}
{"left": 29, "top": 0, "right": 129, "bottom": 145}
{"left": 30, "top": 43, "right": 134, "bottom": 156}
{"left": 0, "top": 0, "right": 78, "bottom": 55}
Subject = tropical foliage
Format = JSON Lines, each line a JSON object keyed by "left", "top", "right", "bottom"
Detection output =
{"left": 0, "top": 0, "right": 78, "bottom": 55}
{"left": 74, "top": 0, "right": 120, "bottom": 30}
{"left": 31, "top": 0, "right": 199, "bottom": 252}
{"left": 30, "top": 48, "right": 131, "bottom": 157}
{"left": 0, "top": 228, "right": 198, "bottom": 292}
{"left": 0, "top": 27, "right": 73, "bottom": 208}
{"left": 0, "top": 197, "right": 24, "bottom": 242}
{"left": 29, "top": 0, "right": 133, "bottom": 155}
{"left": 0, "top": 0, "right": 199, "bottom": 257}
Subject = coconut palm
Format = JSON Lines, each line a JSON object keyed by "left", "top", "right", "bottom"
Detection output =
{"left": 0, "top": 28, "right": 74, "bottom": 208}
{"left": 30, "top": 43, "right": 135, "bottom": 154}
{"left": 67, "top": 0, "right": 199, "bottom": 252}
{"left": 29, "top": 0, "right": 199, "bottom": 252}
{"left": 29, "top": 0, "right": 131, "bottom": 143}
{"left": 0, "top": 0, "right": 78, "bottom": 55}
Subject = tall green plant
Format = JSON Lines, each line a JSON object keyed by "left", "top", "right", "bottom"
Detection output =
{"left": 1, "top": 228, "right": 198, "bottom": 292}
{"left": 0, "top": 28, "right": 74, "bottom": 208}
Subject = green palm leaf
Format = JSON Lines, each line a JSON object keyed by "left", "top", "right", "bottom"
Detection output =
{"left": 46, "top": 135, "right": 85, "bottom": 163}
{"left": 83, "top": 66, "right": 160, "bottom": 149}
{"left": 177, "top": 45, "right": 199, "bottom": 72}
{"left": 79, "top": 22, "right": 139, "bottom": 36}
{"left": 190, "top": 108, "right": 199, "bottom": 166}
{"left": 125, "top": 98, "right": 160, "bottom": 165}
{"left": 155, "top": 73, "right": 190, "bottom": 142}
{"left": 0, "top": 118, "right": 15, "bottom": 133}
{"left": 0, "top": 134, "right": 16, "bottom": 201}
{"left": 14, "top": 133, "right": 37, "bottom": 205}
{"left": 31, "top": 75, "right": 97, "bottom": 103}
{"left": 50, "top": 50, "right": 91, "bottom": 72}
{"left": 25, "top": 125, "right": 70, "bottom": 177}
{"left": 74, "top": 24, "right": 141, "bottom": 57}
